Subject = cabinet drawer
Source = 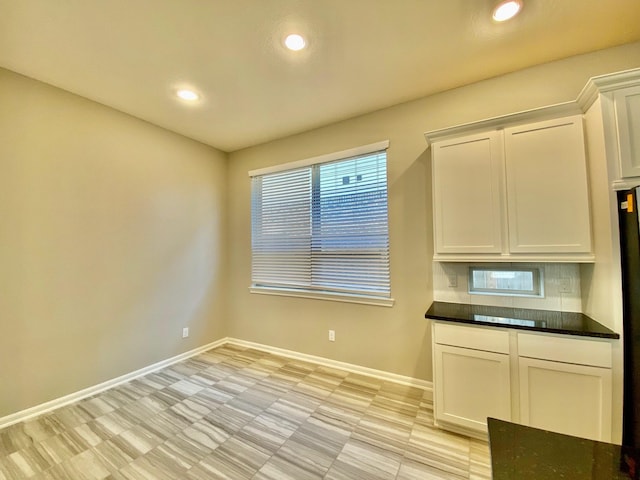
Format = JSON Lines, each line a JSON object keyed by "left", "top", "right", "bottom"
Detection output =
{"left": 434, "top": 322, "right": 509, "bottom": 354}
{"left": 517, "top": 333, "right": 611, "bottom": 368}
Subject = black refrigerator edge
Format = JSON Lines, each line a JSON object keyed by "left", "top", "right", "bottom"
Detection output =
{"left": 618, "top": 186, "right": 640, "bottom": 447}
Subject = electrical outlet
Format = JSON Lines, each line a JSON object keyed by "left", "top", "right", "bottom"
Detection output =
{"left": 328, "top": 329, "right": 335, "bottom": 342}
{"left": 558, "top": 278, "right": 572, "bottom": 294}
{"left": 182, "top": 327, "right": 189, "bottom": 338}
{"left": 447, "top": 274, "right": 458, "bottom": 288}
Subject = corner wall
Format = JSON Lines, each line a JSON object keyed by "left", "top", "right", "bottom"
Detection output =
{"left": 0, "top": 68, "right": 229, "bottom": 418}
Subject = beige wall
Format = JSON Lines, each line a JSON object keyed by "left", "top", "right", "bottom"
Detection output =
{"left": 0, "top": 68, "right": 228, "bottom": 417}
{"left": 228, "top": 103, "right": 434, "bottom": 380}
{"left": 3, "top": 41, "right": 640, "bottom": 420}
{"left": 227, "top": 41, "right": 640, "bottom": 382}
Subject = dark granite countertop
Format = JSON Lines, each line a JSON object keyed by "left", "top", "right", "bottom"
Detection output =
{"left": 488, "top": 418, "right": 640, "bottom": 479}
{"left": 425, "top": 301, "right": 619, "bottom": 339}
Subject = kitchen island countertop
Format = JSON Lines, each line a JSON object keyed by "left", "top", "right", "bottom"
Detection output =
{"left": 488, "top": 418, "right": 639, "bottom": 479}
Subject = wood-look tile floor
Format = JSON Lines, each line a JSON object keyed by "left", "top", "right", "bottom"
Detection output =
{"left": 0, "top": 344, "right": 491, "bottom": 480}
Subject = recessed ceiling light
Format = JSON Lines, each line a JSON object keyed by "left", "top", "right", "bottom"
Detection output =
{"left": 492, "top": 0, "right": 523, "bottom": 22}
{"left": 176, "top": 89, "right": 199, "bottom": 101}
{"left": 284, "top": 33, "right": 306, "bottom": 51}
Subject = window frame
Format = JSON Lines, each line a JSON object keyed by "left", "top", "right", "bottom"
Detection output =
{"left": 249, "top": 141, "right": 394, "bottom": 307}
{"left": 468, "top": 266, "right": 544, "bottom": 298}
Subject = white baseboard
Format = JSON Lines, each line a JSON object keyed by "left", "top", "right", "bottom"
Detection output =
{"left": 0, "top": 338, "right": 228, "bottom": 429}
{"left": 0, "top": 336, "right": 433, "bottom": 429}
{"left": 227, "top": 337, "right": 433, "bottom": 397}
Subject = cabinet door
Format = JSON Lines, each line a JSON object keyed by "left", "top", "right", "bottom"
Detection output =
{"left": 614, "top": 85, "right": 640, "bottom": 179}
{"left": 504, "top": 116, "right": 592, "bottom": 253}
{"left": 519, "top": 357, "right": 612, "bottom": 442}
{"left": 434, "top": 344, "right": 511, "bottom": 434}
{"left": 432, "top": 131, "right": 505, "bottom": 254}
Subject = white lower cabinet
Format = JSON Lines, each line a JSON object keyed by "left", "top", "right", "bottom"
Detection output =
{"left": 434, "top": 344, "right": 511, "bottom": 434}
{"left": 432, "top": 322, "right": 512, "bottom": 439}
{"left": 518, "top": 357, "right": 611, "bottom": 442}
{"left": 432, "top": 322, "right": 613, "bottom": 441}
{"left": 517, "top": 333, "right": 612, "bottom": 442}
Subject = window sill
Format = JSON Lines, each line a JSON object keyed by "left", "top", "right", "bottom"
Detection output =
{"left": 249, "top": 286, "right": 395, "bottom": 307}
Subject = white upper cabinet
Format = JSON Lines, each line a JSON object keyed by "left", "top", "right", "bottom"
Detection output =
{"left": 578, "top": 68, "right": 640, "bottom": 191}
{"left": 427, "top": 109, "right": 594, "bottom": 262}
{"left": 432, "top": 131, "right": 504, "bottom": 254}
{"left": 614, "top": 85, "right": 640, "bottom": 179}
{"left": 504, "top": 116, "right": 592, "bottom": 254}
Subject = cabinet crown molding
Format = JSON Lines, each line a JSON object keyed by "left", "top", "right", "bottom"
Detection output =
{"left": 423, "top": 102, "right": 580, "bottom": 148}
{"left": 577, "top": 67, "right": 640, "bottom": 111}
{"left": 424, "top": 68, "right": 640, "bottom": 148}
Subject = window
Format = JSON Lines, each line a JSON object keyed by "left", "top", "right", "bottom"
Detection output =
{"left": 469, "top": 266, "right": 543, "bottom": 297}
{"left": 250, "top": 141, "right": 392, "bottom": 306}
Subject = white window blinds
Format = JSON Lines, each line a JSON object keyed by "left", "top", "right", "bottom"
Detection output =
{"left": 251, "top": 144, "right": 390, "bottom": 300}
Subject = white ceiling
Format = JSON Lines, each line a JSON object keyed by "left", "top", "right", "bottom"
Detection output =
{"left": 2, "top": 0, "right": 640, "bottom": 152}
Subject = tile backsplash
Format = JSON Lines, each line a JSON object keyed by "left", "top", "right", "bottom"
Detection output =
{"left": 433, "top": 262, "right": 582, "bottom": 312}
